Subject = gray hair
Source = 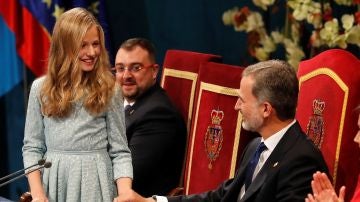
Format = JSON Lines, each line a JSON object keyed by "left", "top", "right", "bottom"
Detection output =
{"left": 243, "top": 60, "right": 298, "bottom": 120}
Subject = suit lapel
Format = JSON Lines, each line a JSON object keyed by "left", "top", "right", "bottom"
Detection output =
{"left": 125, "top": 84, "right": 160, "bottom": 119}
{"left": 223, "top": 138, "right": 261, "bottom": 201}
{"left": 240, "top": 122, "right": 301, "bottom": 201}
{"left": 125, "top": 84, "right": 160, "bottom": 140}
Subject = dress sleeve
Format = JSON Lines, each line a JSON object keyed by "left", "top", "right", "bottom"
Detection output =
{"left": 22, "top": 78, "right": 46, "bottom": 169}
{"left": 106, "top": 86, "right": 133, "bottom": 180}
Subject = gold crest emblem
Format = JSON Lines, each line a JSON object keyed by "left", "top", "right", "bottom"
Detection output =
{"left": 204, "top": 109, "right": 224, "bottom": 169}
{"left": 306, "top": 99, "right": 325, "bottom": 148}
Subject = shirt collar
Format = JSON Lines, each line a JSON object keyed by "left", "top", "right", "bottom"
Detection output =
{"left": 123, "top": 99, "right": 135, "bottom": 107}
{"left": 261, "top": 119, "right": 296, "bottom": 152}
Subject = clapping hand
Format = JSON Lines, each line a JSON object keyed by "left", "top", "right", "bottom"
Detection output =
{"left": 305, "top": 171, "right": 345, "bottom": 202}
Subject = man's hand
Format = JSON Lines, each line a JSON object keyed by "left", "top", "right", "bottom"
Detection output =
{"left": 305, "top": 171, "right": 345, "bottom": 202}
{"left": 31, "top": 197, "right": 48, "bottom": 202}
{"left": 114, "top": 189, "right": 155, "bottom": 202}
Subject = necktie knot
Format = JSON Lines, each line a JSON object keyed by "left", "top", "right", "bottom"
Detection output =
{"left": 244, "top": 142, "right": 267, "bottom": 190}
{"left": 124, "top": 105, "right": 132, "bottom": 115}
{"left": 256, "top": 142, "right": 267, "bottom": 154}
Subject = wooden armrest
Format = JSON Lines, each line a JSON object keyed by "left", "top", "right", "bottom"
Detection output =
{"left": 167, "top": 187, "right": 184, "bottom": 196}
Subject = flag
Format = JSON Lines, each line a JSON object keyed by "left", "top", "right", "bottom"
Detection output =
{"left": 0, "top": 0, "right": 110, "bottom": 200}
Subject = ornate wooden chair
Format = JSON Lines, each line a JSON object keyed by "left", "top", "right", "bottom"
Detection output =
{"left": 183, "top": 61, "right": 256, "bottom": 194}
{"left": 296, "top": 49, "right": 360, "bottom": 201}
{"left": 161, "top": 50, "right": 221, "bottom": 131}
{"left": 161, "top": 50, "right": 222, "bottom": 196}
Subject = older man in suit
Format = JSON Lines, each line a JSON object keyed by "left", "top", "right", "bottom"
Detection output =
{"left": 116, "top": 59, "right": 328, "bottom": 202}
{"left": 114, "top": 38, "right": 186, "bottom": 197}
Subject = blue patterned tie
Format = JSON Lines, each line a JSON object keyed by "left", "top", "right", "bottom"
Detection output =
{"left": 244, "top": 142, "right": 267, "bottom": 190}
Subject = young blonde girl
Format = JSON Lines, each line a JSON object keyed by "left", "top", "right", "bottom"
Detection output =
{"left": 22, "top": 7, "right": 132, "bottom": 202}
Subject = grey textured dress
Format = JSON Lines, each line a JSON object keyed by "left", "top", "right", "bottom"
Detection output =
{"left": 22, "top": 77, "right": 133, "bottom": 202}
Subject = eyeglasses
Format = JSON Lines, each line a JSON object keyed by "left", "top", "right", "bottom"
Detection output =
{"left": 111, "top": 63, "right": 155, "bottom": 74}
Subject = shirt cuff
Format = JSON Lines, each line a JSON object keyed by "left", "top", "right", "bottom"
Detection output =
{"left": 153, "top": 195, "right": 168, "bottom": 202}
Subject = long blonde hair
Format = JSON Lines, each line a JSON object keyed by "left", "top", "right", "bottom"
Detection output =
{"left": 40, "top": 7, "right": 114, "bottom": 118}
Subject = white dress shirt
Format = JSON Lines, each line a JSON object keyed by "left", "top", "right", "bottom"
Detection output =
{"left": 238, "top": 120, "right": 296, "bottom": 199}
{"left": 123, "top": 99, "right": 134, "bottom": 108}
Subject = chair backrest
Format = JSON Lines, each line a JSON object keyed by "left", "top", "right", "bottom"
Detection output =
{"left": 161, "top": 50, "right": 221, "bottom": 131}
{"left": 183, "top": 61, "right": 256, "bottom": 194}
{"left": 296, "top": 49, "right": 360, "bottom": 201}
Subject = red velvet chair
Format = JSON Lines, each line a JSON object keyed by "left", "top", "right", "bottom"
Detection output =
{"left": 161, "top": 50, "right": 221, "bottom": 131}
{"left": 183, "top": 61, "right": 256, "bottom": 194}
{"left": 161, "top": 50, "right": 222, "bottom": 196}
{"left": 296, "top": 49, "right": 360, "bottom": 201}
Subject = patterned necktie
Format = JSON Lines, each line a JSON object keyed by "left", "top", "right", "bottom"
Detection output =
{"left": 244, "top": 142, "right": 267, "bottom": 190}
{"left": 124, "top": 105, "right": 132, "bottom": 116}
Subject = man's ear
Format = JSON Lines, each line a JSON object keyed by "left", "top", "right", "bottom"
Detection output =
{"left": 152, "top": 64, "right": 159, "bottom": 79}
{"left": 263, "top": 101, "right": 272, "bottom": 118}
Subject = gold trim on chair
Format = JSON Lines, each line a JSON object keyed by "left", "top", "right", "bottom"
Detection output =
{"left": 161, "top": 68, "right": 198, "bottom": 131}
{"left": 185, "top": 82, "right": 242, "bottom": 194}
{"left": 299, "top": 67, "right": 349, "bottom": 185}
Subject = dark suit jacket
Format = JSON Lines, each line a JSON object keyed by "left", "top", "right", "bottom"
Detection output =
{"left": 168, "top": 122, "right": 328, "bottom": 202}
{"left": 125, "top": 84, "right": 186, "bottom": 197}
